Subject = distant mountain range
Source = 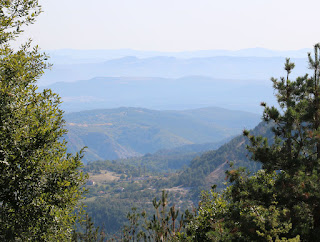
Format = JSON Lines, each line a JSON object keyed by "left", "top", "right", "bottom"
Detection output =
{"left": 63, "top": 107, "right": 261, "bottom": 163}
{"left": 38, "top": 48, "right": 312, "bottom": 114}
{"left": 40, "top": 76, "right": 277, "bottom": 113}
{"left": 41, "top": 55, "right": 310, "bottom": 85}
{"left": 45, "top": 48, "right": 311, "bottom": 65}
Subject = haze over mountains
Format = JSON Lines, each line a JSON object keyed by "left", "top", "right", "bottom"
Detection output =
{"left": 45, "top": 48, "right": 311, "bottom": 65}
{"left": 37, "top": 48, "right": 312, "bottom": 114}
{"left": 43, "top": 48, "right": 309, "bottom": 165}
{"left": 41, "top": 48, "right": 311, "bottom": 85}
{"left": 64, "top": 107, "right": 260, "bottom": 163}
{"left": 42, "top": 76, "right": 275, "bottom": 113}
{"left": 42, "top": 55, "right": 309, "bottom": 85}
{"left": 51, "top": 48, "right": 300, "bottom": 233}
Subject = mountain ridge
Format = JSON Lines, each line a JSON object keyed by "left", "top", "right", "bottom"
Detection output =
{"left": 41, "top": 76, "right": 277, "bottom": 113}
{"left": 64, "top": 106, "right": 261, "bottom": 163}
{"left": 45, "top": 48, "right": 312, "bottom": 66}
{"left": 41, "top": 55, "right": 309, "bottom": 85}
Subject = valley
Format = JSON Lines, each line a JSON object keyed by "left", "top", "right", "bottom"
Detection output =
{"left": 51, "top": 49, "right": 296, "bottom": 237}
{"left": 64, "top": 106, "right": 261, "bottom": 162}
{"left": 2, "top": 1, "right": 319, "bottom": 240}
{"left": 79, "top": 120, "right": 274, "bottom": 236}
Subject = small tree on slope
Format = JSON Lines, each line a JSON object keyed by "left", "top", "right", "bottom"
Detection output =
{"left": 0, "top": 1, "right": 87, "bottom": 240}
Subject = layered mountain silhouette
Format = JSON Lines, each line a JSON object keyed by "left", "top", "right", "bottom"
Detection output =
{"left": 42, "top": 55, "right": 309, "bottom": 85}
{"left": 41, "top": 76, "right": 277, "bottom": 113}
{"left": 64, "top": 107, "right": 261, "bottom": 163}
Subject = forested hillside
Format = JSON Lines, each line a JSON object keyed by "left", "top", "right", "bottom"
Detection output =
{"left": 117, "top": 139, "right": 228, "bottom": 172}
{"left": 64, "top": 106, "right": 260, "bottom": 162}
{"left": 81, "top": 121, "right": 274, "bottom": 235}
{"left": 174, "top": 121, "right": 274, "bottom": 189}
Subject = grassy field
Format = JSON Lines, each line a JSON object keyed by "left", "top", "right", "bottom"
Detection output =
{"left": 88, "top": 170, "right": 121, "bottom": 183}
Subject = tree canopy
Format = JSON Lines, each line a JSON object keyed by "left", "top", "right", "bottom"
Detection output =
{"left": 182, "top": 45, "right": 320, "bottom": 241}
{"left": 0, "top": 1, "right": 87, "bottom": 240}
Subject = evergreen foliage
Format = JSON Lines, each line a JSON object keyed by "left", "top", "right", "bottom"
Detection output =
{"left": 72, "top": 213, "right": 105, "bottom": 242}
{"left": 118, "top": 191, "right": 194, "bottom": 242}
{"left": 184, "top": 44, "right": 320, "bottom": 241}
{"left": 0, "top": 1, "right": 87, "bottom": 240}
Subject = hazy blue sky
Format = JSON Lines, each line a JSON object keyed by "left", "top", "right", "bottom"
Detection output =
{"left": 15, "top": 0, "right": 320, "bottom": 51}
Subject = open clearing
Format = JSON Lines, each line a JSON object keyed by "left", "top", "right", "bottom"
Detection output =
{"left": 89, "top": 170, "right": 120, "bottom": 183}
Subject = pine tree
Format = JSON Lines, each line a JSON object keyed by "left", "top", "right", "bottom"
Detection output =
{"left": 184, "top": 44, "right": 320, "bottom": 241}
{"left": 120, "top": 191, "right": 193, "bottom": 242}
{"left": 0, "top": 1, "right": 87, "bottom": 240}
{"left": 244, "top": 44, "right": 320, "bottom": 240}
